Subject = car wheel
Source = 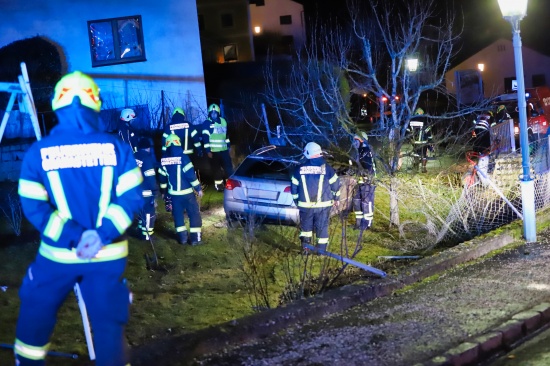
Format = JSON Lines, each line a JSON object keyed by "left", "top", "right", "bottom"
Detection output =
{"left": 226, "top": 213, "right": 241, "bottom": 229}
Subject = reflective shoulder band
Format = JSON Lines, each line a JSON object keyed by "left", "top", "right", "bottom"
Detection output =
{"left": 38, "top": 240, "right": 128, "bottom": 264}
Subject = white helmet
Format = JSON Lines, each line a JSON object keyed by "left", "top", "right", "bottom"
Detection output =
{"left": 120, "top": 108, "right": 136, "bottom": 122}
{"left": 303, "top": 142, "right": 322, "bottom": 159}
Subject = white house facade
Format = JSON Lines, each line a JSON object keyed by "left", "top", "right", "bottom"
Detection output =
{"left": 446, "top": 38, "right": 550, "bottom": 99}
{"left": 249, "top": 0, "right": 305, "bottom": 50}
{"left": 0, "top": 0, "right": 207, "bottom": 123}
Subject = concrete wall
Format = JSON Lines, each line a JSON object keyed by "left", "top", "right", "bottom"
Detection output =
{"left": 0, "top": 0, "right": 207, "bottom": 120}
{"left": 446, "top": 38, "right": 550, "bottom": 98}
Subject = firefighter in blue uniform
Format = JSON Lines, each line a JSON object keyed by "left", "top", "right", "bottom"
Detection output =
{"left": 161, "top": 107, "right": 202, "bottom": 161}
{"left": 159, "top": 135, "right": 204, "bottom": 245}
{"left": 352, "top": 132, "right": 376, "bottom": 231}
{"left": 15, "top": 71, "right": 143, "bottom": 366}
{"left": 161, "top": 108, "right": 202, "bottom": 213}
{"left": 291, "top": 142, "right": 340, "bottom": 252}
{"left": 119, "top": 108, "right": 140, "bottom": 152}
{"left": 202, "top": 103, "right": 234, "bottom": 191}
{"left": 134, "top": 137, "right": 158, "bottom": 240}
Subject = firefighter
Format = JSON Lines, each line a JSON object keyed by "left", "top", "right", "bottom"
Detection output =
{"left": 202, "top": 103, "right": 234, "bottom": 191}
{"left": 119, "top": 107, "right": 140, "bottom": 152}
{"left": 135, "top": 137, "right": 158, "bottom": 240}
{"left": 351, "top": 132, "right": 376, "bottom": 231}
{"left": 408, "top": 111, "right": 433, "bottom": 173}
{"left": 472, "top": 111, "right": 493, "bottom": 155}
{"left": 291, "top": 142, "right": 340, "bottom": 252}
{"left": 14, "top": 71, "right": 143, "bottom": 365}
{"left": 161, "top": 108, "right": 202, "bottom": 213}
{"left": 158, "top": 134, "right": 204, "bottom": 245}
{"left": 495, "top": 104, "right": 511, "bottom": 124}
{"left": 162, "top": 107, "right": 202, "bottom": 160}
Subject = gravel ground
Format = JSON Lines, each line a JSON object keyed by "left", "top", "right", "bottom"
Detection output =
{"left": 192, "top": 232, "right": 550, "bottom": 366}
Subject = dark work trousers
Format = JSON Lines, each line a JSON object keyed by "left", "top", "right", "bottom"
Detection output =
{"left": 299, "top": 207, "right": 331, "bottom": 249}
{"left": 138, "top": 197, "right": 156, "bottom": 240}
{"left": 209, "top": 150, "right": 234, "bottom": 189}
{"left": 171, "top": 193, "right": 202, "bottom": 243}
{"left": 353, "top": 183, "right": 376, "bottom": 230}
{"left": 186, "top": 152, "right": 203, "bottom": 181}
{"left": 15, "top": 255, "right": 130, "bottom": 366}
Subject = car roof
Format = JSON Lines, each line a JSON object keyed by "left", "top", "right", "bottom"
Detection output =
{"left": 248, "top": 145, "right": 303, "bottom": 164}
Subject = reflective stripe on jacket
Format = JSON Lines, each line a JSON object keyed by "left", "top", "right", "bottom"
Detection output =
{"left": 158, "top": 146, "right": 201, "bottom": 196}
{"left": 291, "top": 157, "right": 340, "bottom": 208}
{"left": 202, "top": 117, "right": 230, "bottom": 153}
{"left": 18, "top": 131, "right": 144, "bottom": 252}
{"left": 161, "top": 113, "right": 201, "bottom": 154}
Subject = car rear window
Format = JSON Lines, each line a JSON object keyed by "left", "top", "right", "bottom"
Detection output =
{"left": 235, "top": 158, "right": 296, "bottom": 180}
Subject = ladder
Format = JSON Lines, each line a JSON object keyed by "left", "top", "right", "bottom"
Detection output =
{"left": 0, "top": 62, "right": 41, "bottom": 144}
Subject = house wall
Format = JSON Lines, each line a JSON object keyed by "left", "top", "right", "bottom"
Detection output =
{"left": 196, "top": 0, "right": 253, "bottom": 63}
{"left": 446, "top": 39, "right": 550, "bottom": 98}
{"left": 249, "top": 0, "right": 305, "bottom": 49}
{"left": 0, "top": 0, "right": 207, "bottom": 124}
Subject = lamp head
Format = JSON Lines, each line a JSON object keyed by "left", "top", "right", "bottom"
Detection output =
{"left": 498, "top": 0, "right": 528, "bottom": 21}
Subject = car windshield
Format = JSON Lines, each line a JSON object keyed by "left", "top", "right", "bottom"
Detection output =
{"left": 235, "top": 158, "right": 297, "bottom": 180}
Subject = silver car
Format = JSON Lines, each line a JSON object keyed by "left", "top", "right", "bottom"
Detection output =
{"left": 223, "top": 145, "right": 356, "bottom": 227}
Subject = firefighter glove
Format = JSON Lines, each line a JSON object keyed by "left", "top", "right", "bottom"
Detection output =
{"left": 76, "top": 230, "right": 103, "bottom": 259}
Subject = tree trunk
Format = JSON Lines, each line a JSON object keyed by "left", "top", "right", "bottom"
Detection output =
{"left": 389, "top": 175, "right": 400, "bottom": 227}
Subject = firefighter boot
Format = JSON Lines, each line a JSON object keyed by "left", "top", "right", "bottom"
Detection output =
{"left": 315, "top": 243, "right": 327, "bottom": 253}
{"left": 177, "top": 231, "right": 189, "bottom": 245}
{"left": 301, "top": 237, "right": 312, "bottom": 254}
{"left": 190, "top": 231, "right": 202, "bottom": 246}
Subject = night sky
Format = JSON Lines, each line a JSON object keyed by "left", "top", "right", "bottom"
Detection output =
{"left": 296, "top": 0, "right": 550, "bottom": 64}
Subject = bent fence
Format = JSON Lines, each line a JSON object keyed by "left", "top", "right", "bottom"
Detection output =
{"left": 436, "top": 121, "right": 550, "bottom": 244}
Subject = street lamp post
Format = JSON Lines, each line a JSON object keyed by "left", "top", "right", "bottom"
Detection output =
{"left": 498, "top": 0, "right": 536, "bottom": 242}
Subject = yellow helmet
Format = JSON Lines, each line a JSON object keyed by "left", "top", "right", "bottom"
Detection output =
{"left": 414, "top": 108, "right": 424, "bottom": 115}
{"left": 208, "top": 104, "right": 221, "bottom": 113}
{"left": 165, "top": 134, "right": 181, "bottom": 147}
{"left": 172, "top": 107, "right": 185, "bottom": 116}
{"left": 52, "top": 71, "right": 102, "bottom": 112}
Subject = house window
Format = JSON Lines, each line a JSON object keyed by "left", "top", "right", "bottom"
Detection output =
{"left": 280, "top": 15, "right": 292, "bottom": 25}
{"left": 497, "top": 44, "right": 506, "bottom": 52}
{"left": 221, "top": 13, "right": 234, "bottom": 28}
{"left": 198, "top": 14, "right": 205, "bottom": 31}
{"left": 533, "top": 74, "right": 546, "bottom": 87}
{"left": 223, "top": 44, "right": 238, "bottom": 62}
{"left": 250, "top": 0, "right": 265, "bottom": 5}
{"left": 88, "top": 15, "right": 146, "bottom": 67}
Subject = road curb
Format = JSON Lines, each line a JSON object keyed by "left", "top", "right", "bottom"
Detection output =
{"left": 425, "top": 303, "right": 550, "bottom": 366}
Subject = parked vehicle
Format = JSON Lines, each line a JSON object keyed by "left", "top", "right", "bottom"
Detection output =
{"left": 223, "top": 145, "right": 357, "bottom": 227}
{"left": 494, "top": 86, "right": 550, "bottom": 142}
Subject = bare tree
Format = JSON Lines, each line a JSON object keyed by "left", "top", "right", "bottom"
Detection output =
{"left": 263, "top": 0, "right": 486, "bottom": 227}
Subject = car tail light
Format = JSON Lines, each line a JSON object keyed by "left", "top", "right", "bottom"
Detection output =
{"left": 284, "top": 186, "right": 291, "bottom": 193}
{"left": 225, "top": 178, "right": 241, "bottom": 190}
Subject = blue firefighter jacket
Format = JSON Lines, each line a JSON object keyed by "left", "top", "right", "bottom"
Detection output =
{"left": 291, "top": 157, "right": 341, "bottom": 208}
{"left": 134, "top": 149, "right": 158, "bottom": 200}
{"left": 161, "top": 113, "right": 202, "bottom": 155}
{"left": 158, "top": 145, "right": 202, "bottom": 196}
{"left": 118, "top": 122, "right": 140, "bottom": 152}
{"left": 18, "top": 106, "right": 144, "bottom": 260}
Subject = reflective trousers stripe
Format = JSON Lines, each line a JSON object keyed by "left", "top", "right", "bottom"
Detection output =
{"left": 38, "top": 240, "right": 128, "bottom": 264}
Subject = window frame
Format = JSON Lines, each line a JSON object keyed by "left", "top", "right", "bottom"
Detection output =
{"left": 87, "top": 15, "right": 147, "bottom": 68}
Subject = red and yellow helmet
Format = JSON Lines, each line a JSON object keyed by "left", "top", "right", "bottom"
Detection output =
{"left": 51, "top": 71, "right": 102, "bottom": 112}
